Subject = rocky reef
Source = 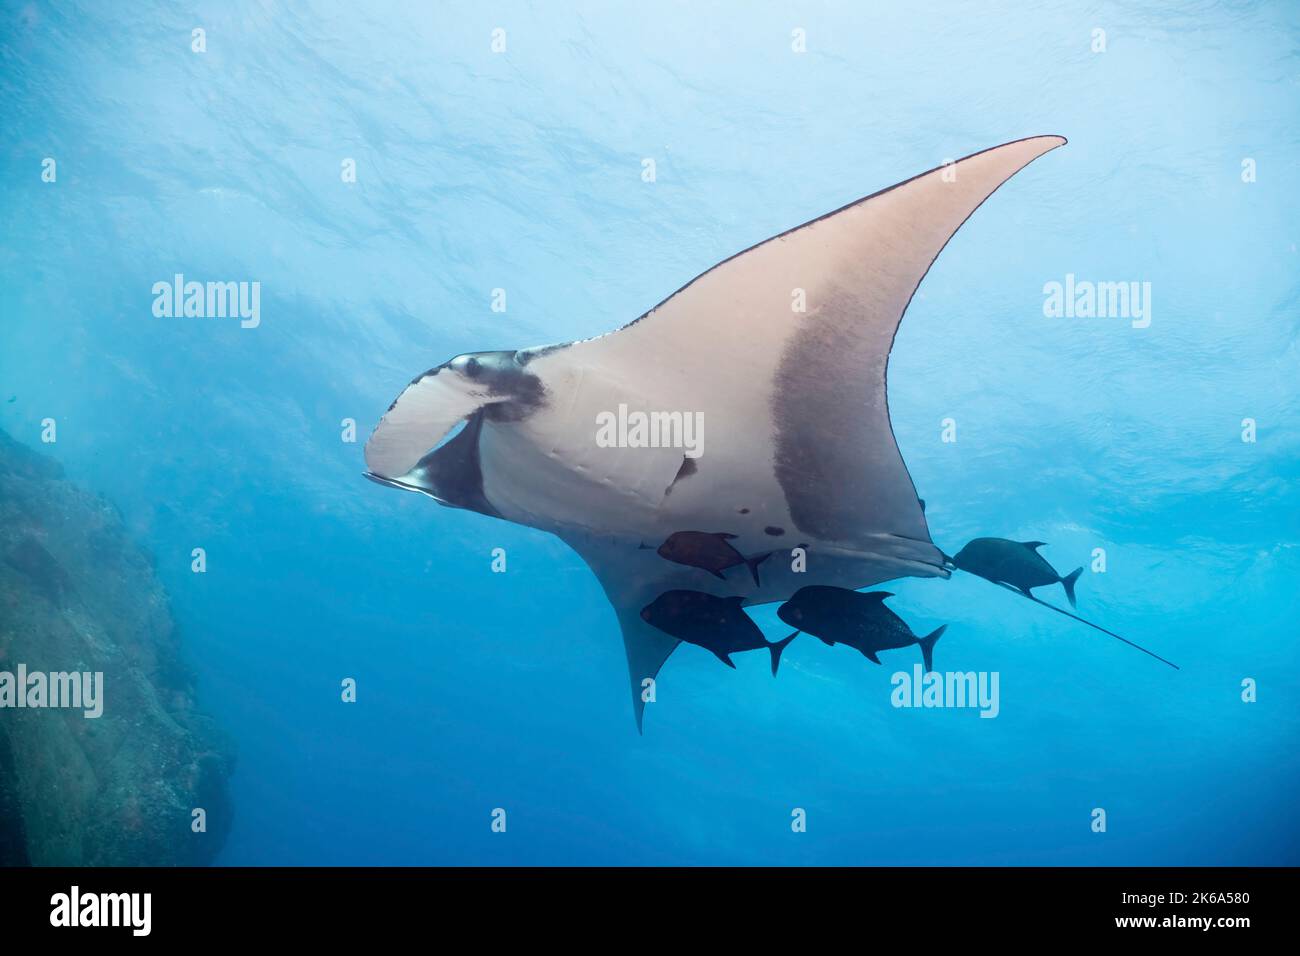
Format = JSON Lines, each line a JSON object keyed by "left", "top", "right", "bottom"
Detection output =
{"left": 0, "top": 428, "right": 233, "bottom": 865}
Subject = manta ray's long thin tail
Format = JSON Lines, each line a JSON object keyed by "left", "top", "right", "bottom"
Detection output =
{"left": 979, "top": 578, "right": 1180, "bottom": 670}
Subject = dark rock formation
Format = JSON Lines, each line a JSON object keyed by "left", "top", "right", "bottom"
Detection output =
{"left": 0, "top": 428, "right": 234, "bottom": 865}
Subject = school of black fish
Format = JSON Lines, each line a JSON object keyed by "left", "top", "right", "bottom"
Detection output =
{"left": 639, "top": 531, "right": 1171, "bottom": 675}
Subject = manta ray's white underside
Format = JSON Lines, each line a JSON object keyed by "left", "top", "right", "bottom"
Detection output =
{"left": 365, "top": 135, "right": 1066, "bottom": 729}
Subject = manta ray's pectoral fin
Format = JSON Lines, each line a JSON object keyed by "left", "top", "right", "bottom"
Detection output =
{"left": 544, "top": 136, "right": 1066, "bottom": 556}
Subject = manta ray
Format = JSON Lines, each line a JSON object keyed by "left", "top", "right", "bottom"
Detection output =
{"left": 365, "top": 135, "right": 1067, "bottom": 729}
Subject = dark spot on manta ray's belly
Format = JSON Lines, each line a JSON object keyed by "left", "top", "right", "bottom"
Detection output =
{"left": 765, "top": 526, "right": 784, "bottom": 536}
{"left": 738, "top": 507, "right": 750, "bottom": 514}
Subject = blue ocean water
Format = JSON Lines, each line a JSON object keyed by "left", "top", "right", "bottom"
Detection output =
{"left": 1, "top": 1, "right": 1297, "bottom": 865}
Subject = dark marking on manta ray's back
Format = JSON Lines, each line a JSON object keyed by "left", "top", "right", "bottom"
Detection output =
{"left": 778, "top": 585, "right": 945, "bottom": 672}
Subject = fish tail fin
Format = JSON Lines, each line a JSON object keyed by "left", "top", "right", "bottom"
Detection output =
{"left": 917, "top": 625, "right": 946, "bottom": 673}
{"left": 1062, "top": 567, "right": 1083, "bottom": 608}
{"left": 768, "top": 630, "right": 799, "bottom": 676}
{"left": 746, "top": 551, "right": 773, "bottom": 587}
